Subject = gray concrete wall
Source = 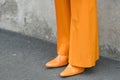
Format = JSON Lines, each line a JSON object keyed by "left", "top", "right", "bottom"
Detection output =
{"left": 98, "top": 0, "right": 120, "bottom": 60}
{"left": 0, "top": 0, "right": 56, "bottom": 42}
{"left": 0, "top": 0, "right": 120, "bottom": 60}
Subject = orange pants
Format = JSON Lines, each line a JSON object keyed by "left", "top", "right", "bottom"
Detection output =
{"left": 55, "top": 0, "right": 99, "bottom": 68}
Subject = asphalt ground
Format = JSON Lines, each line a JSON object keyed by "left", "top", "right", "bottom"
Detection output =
{"left": 0, "top": 29, "right": 120, "bottom": 80}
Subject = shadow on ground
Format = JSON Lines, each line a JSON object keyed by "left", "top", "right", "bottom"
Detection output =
{"left": 0, "top": 29, "right": 120, "bottom": 80}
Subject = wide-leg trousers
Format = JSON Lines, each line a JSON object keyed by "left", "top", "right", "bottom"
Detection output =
{"left": 55, "top": 0, "right": 99, "bottom": 68}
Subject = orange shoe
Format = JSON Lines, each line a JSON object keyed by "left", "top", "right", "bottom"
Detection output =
{"left": 60, "top": 64, "right": 85, "bottom": 77}
{"left": 45, "top": 55, "right": 68, "bottom": 68}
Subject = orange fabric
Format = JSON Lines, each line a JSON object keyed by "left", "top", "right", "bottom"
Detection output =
{"left": 55, "top": 0, "right": 99, "bottom": 68}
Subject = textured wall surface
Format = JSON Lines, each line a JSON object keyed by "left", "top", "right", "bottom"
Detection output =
{"left": 0, "top": 0, "right": 120, "bottom": 60}
{"left": 0, "top": 0, "right": 56, "bottom": 42}
{"left": 98, "top": 0, "right": 120, "bottom": 60}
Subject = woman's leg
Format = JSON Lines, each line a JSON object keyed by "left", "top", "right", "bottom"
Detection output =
{"left": 69, "top": 0, "right": 99, "bottom": 67}
{"left": 60, "top": 0, "right": 99, "bottom": 77}
{"left": 55, "top": 0, "right": 71, "bottom": 56}
{"left": 46, "top": 0, "right": 71, "bottom": 68}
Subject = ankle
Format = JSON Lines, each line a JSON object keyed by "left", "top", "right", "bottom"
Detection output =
{"left": 69, "top": 64, "right": 85, "bottom": 69}
{"left": 57, "top": 55, "right": 68, "bottom": 60}
{"left": 58, "top": 54, "right": 68, "bottom": 57}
